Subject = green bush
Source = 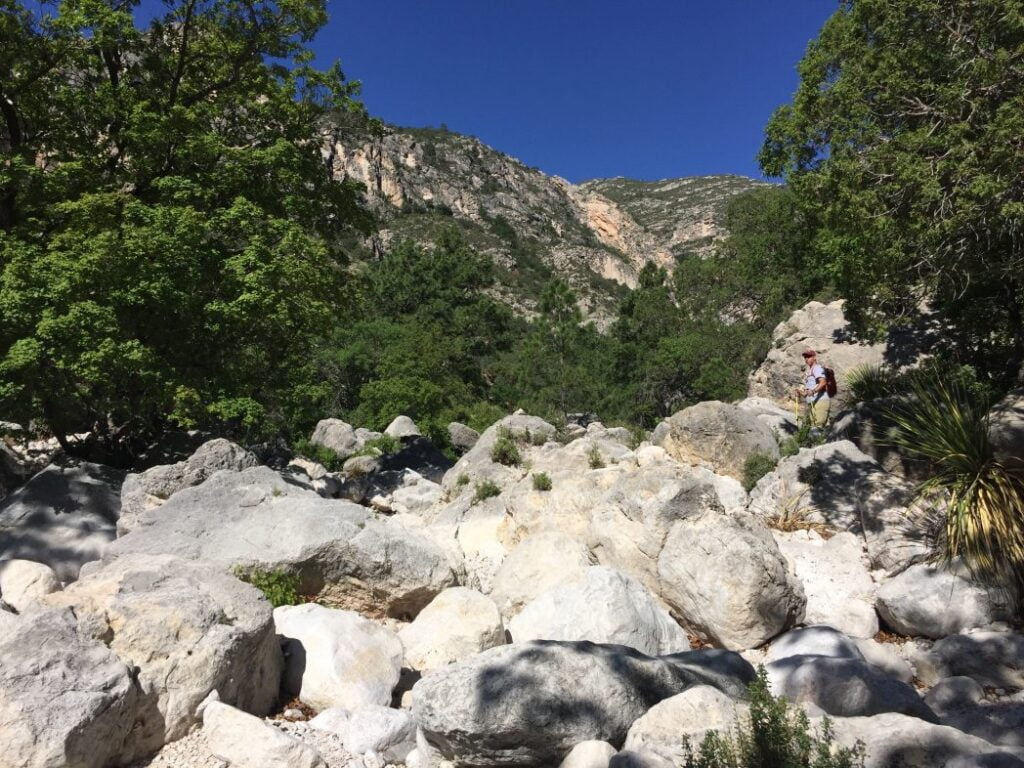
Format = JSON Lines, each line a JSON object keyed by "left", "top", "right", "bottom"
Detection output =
{"left": 491, "top": 428, "right": 522, "bottom": 466}
{"left": 473, "top": 479, "right": 502, "bottom": 503}
{"left": 233, "top": 567, "right": 302, "bottom": 608}
{"left": 680, "top": 667, "right": 864, "bottom": 767}
{"left": 456, "top": 473, "right": 470, "bottom": 487}
{"left": 350, "top": 433, "right": 401, "bottom": 458}
{"left": 292, "top": 438, "right": 345, "bottom": 472}
{"left": 587, "top": 444, "right": 605, "bottom": 469}
{"left": 532, "top": 472, "right": 552, "bottom": 491}
{"left": 742, "top": 451, "right": 777, "bottom": 492}
{"left": 778, "top": 417, "right": 825, "bottom": 458}
{"left": 885, "top": 372, "right": 1024, "bottom": 602}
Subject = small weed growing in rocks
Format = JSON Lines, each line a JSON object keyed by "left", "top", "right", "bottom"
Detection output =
{"left": 531, "top": 472, "right": 552, "bottom": 491}
{"left": 587, "top": 444, "right": 605, "bottom": 469}
{"left": 292, "top": 438, "right": 345, "bottom": 472}
{"left": 743, "top": 451, "right": 777, "bottom": 492}
{"left": 233, "top": 567, "right": 301, "bottom": 608}
{"left": 474, "top": 479, "right": 502, "bottom": 503}
{"left": 491, "top": 428, "right": 522, "bottom": 466}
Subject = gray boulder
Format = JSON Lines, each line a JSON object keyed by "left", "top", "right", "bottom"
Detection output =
{"left": 203, "top": 699, "right": 326, "bottom": 768}
{"left": 749, "top": 440, "right": 930, "bottom": 573}
{"left": 736, "top": 396, "right": 799, "bottom": 436}
{"left": 0, "top": 558, "right": 61, "bottom": 612}
{"left": 398, "top": 587, "right": 505, "bottom": 671}
{"left": 118, "top": 438, "right": 258, "bottom": 534}
{"left": 386, "top": 415, "right": 422, "bottom": 439}
{"left": 508, "top": 566, "right": 689, "bottom": 656}
{"left": 929, "top": 631, "right": 1024, "bottom": 690}
{"left": 765, "top": 625, "right": 866, "bottom": 665}
{"left": 876, "top": 562, "right": 1006, "bottom": 638}
{"left": 559, "top": 741, "right": 617, "bottom": 768}
{"left": 274, "top": 603, "right": 403, "bottom": 711}
{"left": 448, "top": 422, "right": 480, "bottom": 453}
{"left": 773, "top": 530, "right": 879, "bottom": 638}
{"left": 623, "top": 685, "right": 748, "bottom": 764}
{"left": 766, "top": 655, "right": 936, "bottom": 721}
{"left": 660, "top": 401, "right": 779, "bottom": 481}
{"left": 0, "top": 607, "right": 140, "bottom": 768}
{"left": 657, "top": 508, "right": 805, "bottom": 650}
{"left": 0, "top": 460, "right": 124, "bottom": 581}
{"left": 489, "top": 532, "right": 594, "bottom": 618}
{"left": 412, "top": 640, "right": 755, "bottom": 767}
{"left": 108, "top": 466, "right": 456, "bottom": 618}
{"left": 441, "top": 414, "right": 556, "bottom": 494}
{"left": 342, "top": 705, "right": 417, "bottom": 761}
{"left": 44, "top": 554, "right": 282, "bottom": 755}
{"left": 824, "top": 712, "right": 1024, "bottom": 768}
{"left": 310, "top": 418, "right": 360, "bottom": 458}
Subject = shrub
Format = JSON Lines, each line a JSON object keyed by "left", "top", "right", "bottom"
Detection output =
{"left": 846, "top": 364, "right": 899, "bottom": 404}
{"left": 532, "top": 472, "right": 552, "bottom": 491}
{"left": 884, "top": 372, "right": 1024, "bottom": 602}
{"left": 742, "top": 451, "right": 777, "bottom": 492}
{"left": 491, "top": 428, "right": 522, "bottom": 466}
{"left": 473, "top": 479, "right": 502, "bottom": 503}
{"left": 292, "top": 438, "right": 345, "bottom": 472}
{"left": 680, "top": 667, "right": 864, "bottom": 767}
{"left": 456, "top": 473, "right": 470, "bottom": 487}
{"left": 778, "top": 416, "right": 825, "bottom": 458}
{"left": 233, "top": 567, "right": 301, "bottom": 608}
{"left": 587, "top": 444, "right": 605, "bottom": 469}
{"left": 350, "top": 433, "right": 401, "bottom": 458}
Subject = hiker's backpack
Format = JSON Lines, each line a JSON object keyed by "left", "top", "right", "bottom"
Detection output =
{"left": 824, "top": 366, "right": 838, "bottom": 397}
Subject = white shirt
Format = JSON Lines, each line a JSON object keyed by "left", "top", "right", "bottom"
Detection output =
{"left": 805, "top": 363, "right": 828, "bottom": 403}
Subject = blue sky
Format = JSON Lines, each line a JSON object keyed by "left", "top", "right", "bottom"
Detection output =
{"left": 314, "top": 1, "right": 835, "bottom": 183}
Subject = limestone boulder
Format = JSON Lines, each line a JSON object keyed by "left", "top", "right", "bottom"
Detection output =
{"left": 829, "top": 398, "right": 929, "bottom": 480}
{"left": 766, "top": 655, "right": 936, "bottom": 721}
{"left": 0, "top": 460, "right": 124, "bottom": 581}
{"left": 746, "top": 299, "right": 931, "bottom": 410}
{"left": 736, "top": 396, "right": 799, "bottom": 437}
{"left": 929, "top": 631, "right": 1024, "bottom": 690}
{"left": 118, "top": 438, "right": 258, "bottom": 534}
{"left": 489, "top": 531, "right": 594, "bottom": 618}
{"left": 623, "top": 685, "right": 749, "bottom": 765}
{"left": 44, "top": 554, "right": 282, "bottom": 754}
{"left": 275, "top": 603, "right": 403, "bottom": 711}
{"left": 876, "top": 563, "right": 1006, "bottom": 638}
{"left": 310, "top": 418, "right": 361, "bottom": 459}
{"left": 508, "top": 566, "right": 688, "bottom": 656}
{"left": 773, "top": 530, "right": 879, "bottom": 637}
{"left": 448, "top": 422, "right": 480, "bottom": 453}
{"left": 108, "top": 466, "right": 456, "bottom": 618}
{"left": 203, "top": 700, "right": 326, "bottom": 768}
{"left": 342, "top": 705, "right": 417, "bottom": 761}
{"left": 0, "top": 558, "right": 60, "bottom": 612}
{"left": 765, "top": 625, "right": 866, "bottom": 665}
{"left": 440, "top": 414, "right": 556, "bottom": 494}
{"left": 559, "top": 741, "right": 617, "bottom": 768}
{"left": 0, "top": 607, "right": 140, "bottom": 768}
{"left": 412, "top": 640, "right": 755, "bottom": 767}
{"left": 657, "top": 508, "right": 805, "bottom": 650}
{"left": 398, "top": 587, "right": 505, "bottom": 671}
{"left": 386, "top": 415, "right": 422, "bottom": 439}
{"left": 824, "top": 712, "right": 1024, "bottom": 768}
{"left": 659, "top": 401, "right": 779, "bottom": 481}
{"left": 749, "top": 440, "right": 930, "bottom": 573}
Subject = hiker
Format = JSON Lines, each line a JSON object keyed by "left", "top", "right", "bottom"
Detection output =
{"left": 796, "top": 348, "right": 831, "bottom": 426}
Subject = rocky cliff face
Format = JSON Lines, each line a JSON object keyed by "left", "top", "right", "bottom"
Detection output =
{"left": 323, "top": 122, "right": 766, "bottom": 321}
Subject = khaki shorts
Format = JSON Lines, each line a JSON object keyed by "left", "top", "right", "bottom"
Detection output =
{"left": 806, "top": 397, "right": 831, "bottom": 427}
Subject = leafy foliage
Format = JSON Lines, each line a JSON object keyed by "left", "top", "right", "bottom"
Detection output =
{"left": 0, "top": 0, "right": 370, "bottom": 463}
{"left": 531, "top": 472, "right": 552, "bottom": 491}
{"left": 761, "top": 0, "right": 1024, "bottom": 384}
{"left": 292, "top": 438, "right": 346, "bottom": 473}
{"left": 884, "top": 372, "right": 1024, "bottom": 602}
{"left": 490, "top": 428, "right": 522, "bottom": 467}
{"left": 743, "top": 451, "right": 777, "bottom": 492}
{"left": 233, "top": 567, "right": 302, "bottom": 608}
{"left": 473, "top": 479, "right": 501, "bottom": 503}
{"left": 682, "top": 667, "right": 864, "bottom": 768}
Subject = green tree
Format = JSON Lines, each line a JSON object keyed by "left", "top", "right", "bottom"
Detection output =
{"left": 760, "top": 0, "right": 1024, "bottom": 383}
{"left": 0, "top": 0, "right": 371, "bottom": 462}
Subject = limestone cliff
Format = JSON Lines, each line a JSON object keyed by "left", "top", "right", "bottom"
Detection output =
{"left": 324, "top": 121, "right": 765, "bottom": 321}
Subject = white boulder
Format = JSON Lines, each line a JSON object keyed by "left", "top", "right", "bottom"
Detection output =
{"left": 398, "top": 587, "right": 505, "bottom": 671}
{"left": 0, "top": 558, "right": 60, "bottom": 612}
{"left": 203, "top": 700, "right": 326, "bottom": 768}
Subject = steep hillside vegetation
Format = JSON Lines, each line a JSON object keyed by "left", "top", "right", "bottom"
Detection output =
{"left": 323, "top": 120, "right": 765, "bottom": 321}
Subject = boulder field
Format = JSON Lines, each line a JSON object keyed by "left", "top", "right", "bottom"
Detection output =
{"left": 1, "top": 401, "right": 1022, "bottom": 768}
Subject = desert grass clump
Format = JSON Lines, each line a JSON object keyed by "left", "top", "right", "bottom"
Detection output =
{"left": 473, "top": 479, "right": 502, "bottom": 503}
{"left": 531, "top": 472, "right": 552, "bottom": 491}
{"left": 885, "top": 373, "right": 1024, "bottom": 602}
{"left": 490, "top": 428, "right": 522, "bottom": 466}
{"left": 587, "top": 444, "right": 605, "bottom": 469}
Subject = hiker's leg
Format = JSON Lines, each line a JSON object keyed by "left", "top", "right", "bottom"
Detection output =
{"left": 811, "top": 398, "right": 830, "bottom": 427}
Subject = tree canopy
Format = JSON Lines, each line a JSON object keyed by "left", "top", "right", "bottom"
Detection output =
{"left": 761, "top": 0, "right": 1024, "bottom": 383}
{"left": 0, "top": 0, "right": 371, "bottom": 461}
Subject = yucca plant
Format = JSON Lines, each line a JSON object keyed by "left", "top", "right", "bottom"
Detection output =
{"left": 845, "top": 363, "right": 899, "bottom": 404}
{"left": 884, "top": 373, "right": 1024, "bottom": 604}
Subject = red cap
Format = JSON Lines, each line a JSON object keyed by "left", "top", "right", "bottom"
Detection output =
{"left": 801, "top": 349, "right": 816, "bottom": 357}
